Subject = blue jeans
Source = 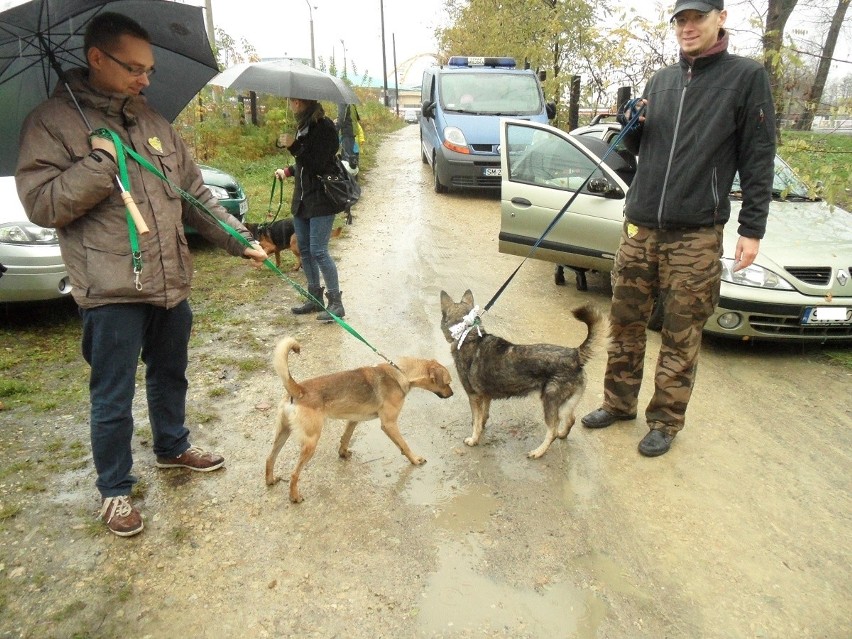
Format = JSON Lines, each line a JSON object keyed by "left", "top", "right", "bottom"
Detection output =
{"left": 81, "top": 301, "right": 193, "bottom": 498}
{"left": 292, "top": 214, "right": 339, "bottom": 293}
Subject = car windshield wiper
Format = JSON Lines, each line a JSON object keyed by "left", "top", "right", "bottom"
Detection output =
{"left": 772, "top": 189, "right": 817, "bottom": 202}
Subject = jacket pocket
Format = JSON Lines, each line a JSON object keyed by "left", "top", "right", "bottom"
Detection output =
{"left": 82, "top": 237, "right": 149, "bottom": 298}
{"left": 155, "top": 150, "right": 183, "bottom": 200}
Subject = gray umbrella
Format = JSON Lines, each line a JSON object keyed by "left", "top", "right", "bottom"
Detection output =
{"left": 0, "top": 0, "right": 218, "bottom": 176}
{"left": 209, "top": 59, "right": 360, "bottom": 105}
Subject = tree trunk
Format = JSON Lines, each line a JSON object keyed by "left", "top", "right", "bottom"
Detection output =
{"left": 763, "top": 0, "right": 799, "bottom": 138}
{"left": 792, "top": 0, "right": 850, "bottom": 131}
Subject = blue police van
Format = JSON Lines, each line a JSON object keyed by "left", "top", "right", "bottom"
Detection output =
{"left": 419, "top": 56, "right": 555, "bottom": 193}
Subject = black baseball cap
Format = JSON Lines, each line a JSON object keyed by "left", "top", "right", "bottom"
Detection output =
{"left": 672, "top": 0, "right": 724, "bottom": 17}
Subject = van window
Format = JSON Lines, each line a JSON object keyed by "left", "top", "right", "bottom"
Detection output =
{"left": 438, "top": 73, "right": 543, "bottom": 115}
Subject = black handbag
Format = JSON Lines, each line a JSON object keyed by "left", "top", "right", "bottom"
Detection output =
{"left": 318, "top": 159, "right": 361, "bottom": 213}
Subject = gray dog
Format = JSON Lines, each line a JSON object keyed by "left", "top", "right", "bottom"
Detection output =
{"left": 440, "top": 290, "right": 608, "bottom": 458}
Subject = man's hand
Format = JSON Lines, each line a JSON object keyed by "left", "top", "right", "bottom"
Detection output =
{"left": 90, "top": 135, "right": 116, "bottom": 161}
{"left": 244, "top": 244, "right": 268, "bottom": 266}
{"left": 274, "top": 167, "right": 292, "bottom": 180}
{"left": 733, "top": 236, "right": 760, "bottom": 272}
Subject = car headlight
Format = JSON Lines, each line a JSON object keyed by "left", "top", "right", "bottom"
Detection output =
{"left": 0, "top": 221, "right": 58, "bottom": 245}
{"left": 720, "top": 257, "right": 794, "bottom": 290}
{"left": 442, "top": 126, "right": 470, "bottom": 154}
{"left": 206, "top": 185, "right": 230, "bottom": 200}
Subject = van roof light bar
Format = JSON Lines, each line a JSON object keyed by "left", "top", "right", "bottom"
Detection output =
{"left": 447, "top": 56, "right": 517, "bottom": 69}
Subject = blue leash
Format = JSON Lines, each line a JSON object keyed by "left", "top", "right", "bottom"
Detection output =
{"left": 481, "top": 103, "right": 646, "bottom": 315}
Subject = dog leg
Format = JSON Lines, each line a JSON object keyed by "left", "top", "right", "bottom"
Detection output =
{"left": 289, "top": 235, "right": 302, "bottom": 272}
{"left": 289, "top": 411, "right": 322, "bottom": 503}
{"left": 265, "top": 404, "right": 293, "bottom": 485}
{"left": 464, "top": 395, "right": 490, "bottom": 447}
{"left": 557, "top": 382, "right": 585, "bottom": 440}
{"left": 338, "top": 420, "right": 359, "bottom": 459}
{"left": 378, "top": 413, "right": 425, "bottom": 465}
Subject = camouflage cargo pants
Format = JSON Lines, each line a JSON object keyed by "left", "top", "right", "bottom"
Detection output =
{"left": 603, "top": 222, "right": 723, "bottom": 435}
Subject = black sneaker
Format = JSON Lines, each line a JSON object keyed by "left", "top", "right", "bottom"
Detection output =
{"left": 638, "top": 430, "right": 675, "bottom": 457}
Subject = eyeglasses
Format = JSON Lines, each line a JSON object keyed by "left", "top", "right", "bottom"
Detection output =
{"left": 100, "top": 49, "right": 156, "bottom": 78}
{"left": 672, "top": 12, "right": 713, "bottom": 28}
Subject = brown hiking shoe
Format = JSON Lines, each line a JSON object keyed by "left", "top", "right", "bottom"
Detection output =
{"left": 99, "top": 495, "right": 143, "bottom": 537}
{"left": 155, "top": 446, "right": 225, "bottom": 472}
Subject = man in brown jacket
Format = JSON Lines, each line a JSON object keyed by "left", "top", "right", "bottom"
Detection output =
{"left": 15, "top": 13, "right": 267, "bottom": 537}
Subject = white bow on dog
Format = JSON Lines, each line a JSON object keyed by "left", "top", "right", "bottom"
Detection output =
{"left": 449, "top": 306, "right": 482, "bottom": 350}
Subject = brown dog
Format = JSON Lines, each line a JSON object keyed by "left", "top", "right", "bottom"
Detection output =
{"left": 246, "top": 220, "right": 343, "bottom": 271}
{"left": 440, "top": 290, "right": 607, "bottom": 458}
{"left": 265, "top": 337, "right": 454, "bottom": 503}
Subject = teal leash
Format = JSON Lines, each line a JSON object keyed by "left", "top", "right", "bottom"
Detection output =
{"left": 93, "top": 128, "right": 400, "bottom": 371}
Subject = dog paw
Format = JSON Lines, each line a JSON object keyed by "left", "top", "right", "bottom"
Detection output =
{"left": 265, "top": 474, "right": 279, "bottom": 486}
{"left": 527, "top": 449, "right": 546, "bottom": 459}
{"left": 338, "top": 449, "right": 352, "bottom": 460}
{"left": 463, "top": 437, "right": 479, "bottom": 447}
{"left": 411, "top": 456, "right": 426, "bottom": 465}
{"left": 289, "top": 492, "right": 303, "bottom": 504}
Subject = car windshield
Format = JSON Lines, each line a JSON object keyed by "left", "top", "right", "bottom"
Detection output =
{"left": 728, "top": 155, "right": 812, "bottom": 199}
{"left": 439, "top": 72, "right": 542, "bottom": 115}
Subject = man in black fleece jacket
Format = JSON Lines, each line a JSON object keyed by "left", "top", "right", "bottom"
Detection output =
{"left": 581, "top": 0, "right": 776, "bottom": 457}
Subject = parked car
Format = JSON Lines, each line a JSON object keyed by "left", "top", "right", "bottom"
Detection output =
{"left": 1, "top": 164, "right": 248, "bottom": 303}
{"left": 185, "top": 164, "right": 249, "bottom": 233}
{"left": 403, "top": 109, "right": 419, "bottom": 124}
{"left": 498, "top": 118, "right": 852, "bottom": 341}
{"left": 0, "top": 176, "right": 71, "bottom": 303}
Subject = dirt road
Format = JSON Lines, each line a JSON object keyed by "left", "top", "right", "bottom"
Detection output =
{"left": 1, "top": 124, "right": 850, "bottom": 638}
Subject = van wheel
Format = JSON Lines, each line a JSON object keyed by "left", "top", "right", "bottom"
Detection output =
{"left": 433, "top": 157, "right": 448, "bottom": 193}
{"left": 554, "top": 265, "right": 565, "bottom": 286}
{"left": 421, "top": 138, "right": 428, "bottom": 164}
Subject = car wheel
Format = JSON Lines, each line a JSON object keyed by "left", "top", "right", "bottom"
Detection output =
{"left": 648, "top": 290, "right": 665, "bottom": 332}
{"left": 433, "top": 156, "right": 448, "bottom": 193}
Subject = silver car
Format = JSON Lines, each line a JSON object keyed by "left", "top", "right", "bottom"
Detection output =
{"left": 498, "top": 118, "right": 852, "bottom": 341}
{"left": 0, "top": 176, "right": 71, "bottom": 303}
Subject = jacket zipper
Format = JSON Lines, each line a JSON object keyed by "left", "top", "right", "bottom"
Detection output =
{"left": 658, "top": 65, "right": 691, "bottom": 227}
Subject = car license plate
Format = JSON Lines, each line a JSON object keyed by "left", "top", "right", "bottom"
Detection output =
{"left": 801, "top": 306, "right": 851, "bottom": 325}
{"left": 483, "top": 167, "right": 501, "bottom": 177}
{"left": 239, "top": 200, "right": 248, "bottom": 215}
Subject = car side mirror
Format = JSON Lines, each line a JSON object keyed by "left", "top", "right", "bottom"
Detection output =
{"left": 587, "top": 177, "right": 625, "bottom": 199}
{"left": 421, "top": 100, "right": 435, "bottom": 118}
{"left": 546, "top": 102, "right": 556, "bottom": 120}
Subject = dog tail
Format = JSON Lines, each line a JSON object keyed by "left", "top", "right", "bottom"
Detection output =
{"left": 273, "top": 337, "right": 305, "bottom": 399}
{"left": 572, "top": 304, "right": 610, "bottom": 366}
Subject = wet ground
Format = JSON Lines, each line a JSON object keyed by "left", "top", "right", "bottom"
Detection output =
{"left": 1, "top": 124, "right": 850, "bottom": 638}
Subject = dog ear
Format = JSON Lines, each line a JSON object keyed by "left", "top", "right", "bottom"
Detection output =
{"left": 461, "top": 290, "right": 474, "bottom": 306}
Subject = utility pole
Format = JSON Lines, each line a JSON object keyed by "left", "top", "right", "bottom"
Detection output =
{"left": 303, "top": 0, "right": 315, "bottom": 68}
{"left": 380, "top": 0, "right": 389, "bottom": 107}
{"left": 392, "top": 33, "right": 399, "bottom": 116}
{"left": 340, "top": 39, "right": 347, "bottom": 78}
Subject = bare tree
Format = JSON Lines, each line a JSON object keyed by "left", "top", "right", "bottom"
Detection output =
{"left": 792, "top": 0, "right": 851, "bottom": 130}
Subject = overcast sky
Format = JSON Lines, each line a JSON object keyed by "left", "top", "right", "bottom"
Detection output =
{"left": 203, "top": 0, "right": 850, "bottom": 82}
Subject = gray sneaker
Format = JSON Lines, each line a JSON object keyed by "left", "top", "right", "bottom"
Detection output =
{"left": 156, "top": 446, "right": 225, "bottom": 472}
{"left": 99, "top": 495, "right": 143, "bottom": 537}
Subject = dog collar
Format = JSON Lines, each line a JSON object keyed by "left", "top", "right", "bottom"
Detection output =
{"left": 449, "top": 306, "right": 482, "bottom": 350}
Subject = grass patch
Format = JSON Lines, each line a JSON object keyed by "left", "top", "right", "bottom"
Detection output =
{"left": 0, "top": 503, "right": 22, "bottom": 521}
{"left": 51, "top": 600, "right": 87, "bottom": 622}
{"left": 779, "top": 131, "right": 852, "bottom": 210}
{"left": 823, "top": 349, "right": 852, "bottom": 369}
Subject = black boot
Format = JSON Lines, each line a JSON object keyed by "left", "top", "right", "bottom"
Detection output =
{"left": 291, "top": 285, "right": 324, "bottom": 315}
{"left": 317, "top": 290, "right": 345, "bottom": 322}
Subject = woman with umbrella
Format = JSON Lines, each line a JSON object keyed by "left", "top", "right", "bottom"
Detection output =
{"left": 275, "top": 98, "right": 347, "bottom": 321}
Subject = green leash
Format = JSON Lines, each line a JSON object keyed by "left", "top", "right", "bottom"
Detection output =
{"left": 93, "top": 128, "right": 399, "bottom": 370}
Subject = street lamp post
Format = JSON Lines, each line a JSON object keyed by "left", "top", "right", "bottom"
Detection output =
{"left": 340, "top": 39, "right": 346, "bottom": 78}
{"left": 303, "top": 0, "right": 315, "bottom": 68}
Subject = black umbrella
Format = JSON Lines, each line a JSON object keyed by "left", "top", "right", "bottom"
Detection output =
{"left": 0, "top": 0, "right": 218, "bottom": 176}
